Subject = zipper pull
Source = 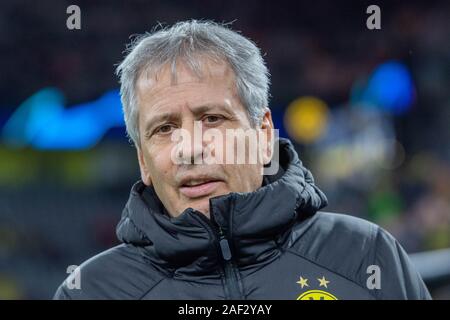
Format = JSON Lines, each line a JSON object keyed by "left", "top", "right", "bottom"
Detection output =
{"left": 218, "top": 228, "right": 232, "bottom": 261}
{"left": 219, "top": 236, "right": 232, "bottom": 261}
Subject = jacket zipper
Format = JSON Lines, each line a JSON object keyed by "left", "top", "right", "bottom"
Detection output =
{"left": 191, "top": 210, "right": 244, "bottom": 300}
{"left": 218, "top": 227, "right": 243, "bottom": 300}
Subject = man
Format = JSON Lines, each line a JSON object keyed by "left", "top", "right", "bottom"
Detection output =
{"left": 54, "top": 20, "right": 430, "bottom": 300}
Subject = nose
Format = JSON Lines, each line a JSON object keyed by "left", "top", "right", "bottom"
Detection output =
{"left": 175, "top": 120, "right": 204, "bottom": 165}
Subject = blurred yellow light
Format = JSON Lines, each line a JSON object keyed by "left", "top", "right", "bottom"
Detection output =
{"left": 284, "top": 96, "right": 329, "bottom": 144}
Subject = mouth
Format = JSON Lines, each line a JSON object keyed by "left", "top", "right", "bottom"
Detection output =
{"left": 179, "top": 177, "right": 223, "bottom": 198}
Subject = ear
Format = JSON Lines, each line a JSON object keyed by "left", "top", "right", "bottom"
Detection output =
{"left": 137, "top": 147, "right": 152, "bottom": 186}
{"left": 259, "top": 109, "right": 275, "bottom": 165}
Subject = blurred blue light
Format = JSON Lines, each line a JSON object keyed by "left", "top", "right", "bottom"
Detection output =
{"left": 1, "top": 88, "right": 125, "bottom": 150}
{"left": 359, "top": 61, "right": 415, "bottom": 115}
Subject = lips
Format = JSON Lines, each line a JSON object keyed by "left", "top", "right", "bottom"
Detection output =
{"left": 179, "top": 177, "right": 223, "bottom": 198}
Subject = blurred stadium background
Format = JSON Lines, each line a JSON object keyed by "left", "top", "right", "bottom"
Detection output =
{"left": 0, "top": 0, "right": 449, "bottom": 299}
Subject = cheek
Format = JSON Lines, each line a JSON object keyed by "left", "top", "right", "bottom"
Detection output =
{"left": 146, "top": 144, "right": 175, "bottom": 180}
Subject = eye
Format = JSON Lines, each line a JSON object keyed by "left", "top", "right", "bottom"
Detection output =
{"left": 155, "top": 124, "right": 175, "bottom": 135}
{"left": 203, "top": 115, "right": 223, "bottom": 124}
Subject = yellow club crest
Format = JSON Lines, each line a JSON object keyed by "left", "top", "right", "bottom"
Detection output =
{"left": 297, "top": 289, "right": 338, "bottom": 300}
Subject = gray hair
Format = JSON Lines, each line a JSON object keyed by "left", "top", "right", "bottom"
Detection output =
{"left": 115, "top": 20, "right": 271, "bottom": 147}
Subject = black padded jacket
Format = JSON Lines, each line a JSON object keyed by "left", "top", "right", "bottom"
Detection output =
{"left": 54, "top": 138, "right": 431, "bottom": 300}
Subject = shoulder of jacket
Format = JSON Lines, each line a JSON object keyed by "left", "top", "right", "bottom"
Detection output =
{"left": 53, "top": 244, "right": 164, "bottom": 300}
{"left": 286, "top": 211, "right": 380, "bottom": 287}
{"left": 289, "top": 211, "right": 379, "bottom": 248}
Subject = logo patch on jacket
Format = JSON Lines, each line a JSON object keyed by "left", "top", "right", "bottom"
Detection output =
{"left": 295, "top": 276, "right": 338, "bottom": 300}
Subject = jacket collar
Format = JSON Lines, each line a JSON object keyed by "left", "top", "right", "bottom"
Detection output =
{"left": 116, "top": 138, "right": 328, "bottom": 277}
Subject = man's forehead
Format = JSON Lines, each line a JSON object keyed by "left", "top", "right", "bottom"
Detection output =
{"left": 136, "top": 56, "right": 241, "bottom": 125}
{"left": 137, "top": 79, "right": 237, "bottom": 120}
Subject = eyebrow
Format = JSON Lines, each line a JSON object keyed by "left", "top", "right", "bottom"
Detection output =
{"left": 143, "top": 103, "right": 234, "bottom": 136}
{"left": 143, "top": 112, "right": 178, "bottom": 137}
{"left": 190, "top": 103, "right": 233, "bottom": 117}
